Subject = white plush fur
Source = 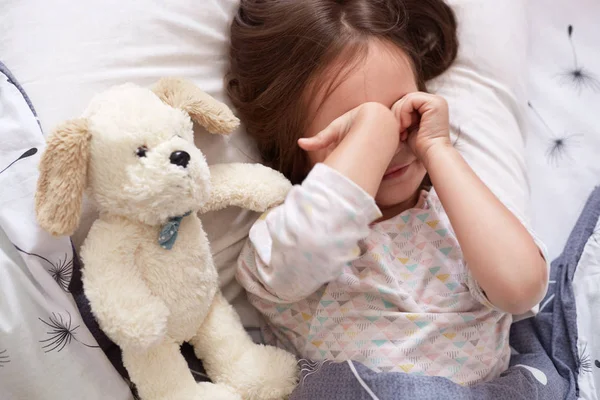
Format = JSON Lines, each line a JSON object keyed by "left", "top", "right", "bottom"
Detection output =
{"left": 83, "top": 84, "right": 212, "bottom": 226}
{"left": 36, "top": 81, "right": 297, "bottom": 400}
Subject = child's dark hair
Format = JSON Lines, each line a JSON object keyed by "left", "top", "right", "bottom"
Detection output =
{"left": 227, "top": 0, "right": 458, "bottom": 184}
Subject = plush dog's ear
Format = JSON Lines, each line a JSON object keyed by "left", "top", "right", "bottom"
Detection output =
{"left": 152, "top": 77, "right": 240, "bottom": 135}
{"left": 35, "top": 118, "right": 91, "bottom": 237}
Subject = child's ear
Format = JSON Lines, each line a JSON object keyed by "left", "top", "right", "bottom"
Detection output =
{"left": 152, "top": 77, "right": 240, "bottom": 135}
{"left": 35, "top": 118, "right": 92, "bottom": 237}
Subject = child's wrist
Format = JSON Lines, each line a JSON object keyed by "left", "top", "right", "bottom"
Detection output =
{"left": 420, "top": 139, "right": 454, "bottom": 170}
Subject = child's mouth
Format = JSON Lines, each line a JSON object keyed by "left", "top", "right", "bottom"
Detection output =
{"left": 383, "top": 163, "right": 411, "bottom": 180}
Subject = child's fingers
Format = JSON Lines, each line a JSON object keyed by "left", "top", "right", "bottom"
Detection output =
{"left": 403, "top": 113, "right": 420, "bottom": 134}
{"left": 298, "top": 137, "right": 325, "bottom": 151}
{"left": 298, "top": 125, "right": 338, "bottom": 151}
{"left": 298, "top": 109, "right": 355, "bottom": 150}
{"left": 393, "top": 103, "right": 419, "bottom": 142}
{"left": 391, "top": 97, "right": 411, "bottom": 129}
{"left": 394, "top": 93, "right": 432, "bottom": 131}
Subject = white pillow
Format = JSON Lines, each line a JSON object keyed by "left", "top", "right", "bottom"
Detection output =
{"left": 2, "top": 0, "right": 533, "bottom": 328}
{"left": 430, "top": 0, "right": 531, "bottom": 219}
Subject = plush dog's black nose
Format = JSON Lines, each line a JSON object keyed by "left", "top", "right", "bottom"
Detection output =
{"left": 170, "top": 151, "right": 190, "bottom": 168}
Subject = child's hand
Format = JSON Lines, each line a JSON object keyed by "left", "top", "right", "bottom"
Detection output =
{"left": 298, "top": 102, "right": 400, "bottom": 197}
{"left": 298, "top": 102, "right": 399, "bottom": 157}
{"left": 391, "top": 92, "right": 452, "bottom": 165}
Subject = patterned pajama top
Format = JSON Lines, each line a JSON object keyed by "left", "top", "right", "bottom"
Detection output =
{"left": 237, "top": 164, "right": 547, "bottom": 385}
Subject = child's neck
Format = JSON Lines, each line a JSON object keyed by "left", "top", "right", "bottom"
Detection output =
{"left": 376, "top": 190, "right": 422, "bottom": 222}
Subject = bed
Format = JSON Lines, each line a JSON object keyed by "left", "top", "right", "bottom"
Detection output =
{"left": 0, "top": 0, "right": 598, "bottom": 399}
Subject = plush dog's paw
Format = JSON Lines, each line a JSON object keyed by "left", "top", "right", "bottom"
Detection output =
{"left": 225, "top": 344, "right": 298, "bottom": 400}
{"left": 244, "top": 165, "right": 292, "bottom": 212}
{"left": 196, "top": 382, "right": 242, "bottom": 400}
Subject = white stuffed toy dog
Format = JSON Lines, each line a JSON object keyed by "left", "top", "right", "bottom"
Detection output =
{"left": 35, "top": 78, "right": 298, "bottom": 400}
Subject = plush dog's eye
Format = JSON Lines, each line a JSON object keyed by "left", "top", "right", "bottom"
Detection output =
{"left": 135, "top": 146, "right": 148, "bottom": 158}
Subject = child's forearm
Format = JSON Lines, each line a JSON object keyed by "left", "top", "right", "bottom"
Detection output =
{"left": 423, "top": 143, "right": 548, "bottom": 314}
{"left": 323, "top": 103, "right": 399, "bottom": 197}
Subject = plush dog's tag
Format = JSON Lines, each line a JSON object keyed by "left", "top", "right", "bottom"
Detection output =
{"left": 158, "top": 212, "right": 192, "bottom": 250}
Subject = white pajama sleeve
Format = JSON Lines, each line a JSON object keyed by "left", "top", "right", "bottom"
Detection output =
{"left": 237, "top": 163, "right": 382, "bottom": 303}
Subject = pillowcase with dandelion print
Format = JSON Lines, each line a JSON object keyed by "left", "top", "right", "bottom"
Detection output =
{"left": 0, "top": 63, "right": 133, "bottom": 400}
{"left": 526, "top": 0, "right": 600, "bottom": 261}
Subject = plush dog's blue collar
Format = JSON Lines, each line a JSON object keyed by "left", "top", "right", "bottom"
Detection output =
{"left": 158, "top": 211, "right": 192, "bottom": 250}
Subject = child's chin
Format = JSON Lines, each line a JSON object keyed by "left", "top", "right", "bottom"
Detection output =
{"left": 375, "top": 181, "right": 424, "bottom": 211}
{"left": 375, "top": 190, "right": 412, "bottom": 208}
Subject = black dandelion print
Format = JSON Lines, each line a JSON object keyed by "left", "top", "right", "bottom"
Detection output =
{"left": 0, "top": 148, "right": 38, "bottom": 175}
{"left": 39, "top": 312, "right": 98, "bottom": 353}
{"left": 0, "top": 350, "right": 9, "bottom": 367}
{"left": 547, "top": 138, "right": 573, "bottom": 166}
{"left": 528, "top": 102, "right": 582, "bottom": 166}
{"left": 15, "top": 245, "right": 72, "bottom": 292}
{"left": 46, "top": 255, "right": 73, "bottom": 292}
{"left": 559, "top": 25, "right": 600, "bottom": 93}
{"left": 579, "top": 343, "right": 592, "bottom": 374}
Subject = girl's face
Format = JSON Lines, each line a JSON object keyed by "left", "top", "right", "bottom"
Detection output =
{"left": 305, "top": 40, "right": 427, "bottom": 212}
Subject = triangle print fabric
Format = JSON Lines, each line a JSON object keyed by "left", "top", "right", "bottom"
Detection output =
{"left": 245, "top": 190, "right": 512, "bottom": 386}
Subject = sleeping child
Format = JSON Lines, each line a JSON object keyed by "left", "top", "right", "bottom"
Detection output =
{"left": 228, "top": 0, "right": 549, "bottom": 385}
